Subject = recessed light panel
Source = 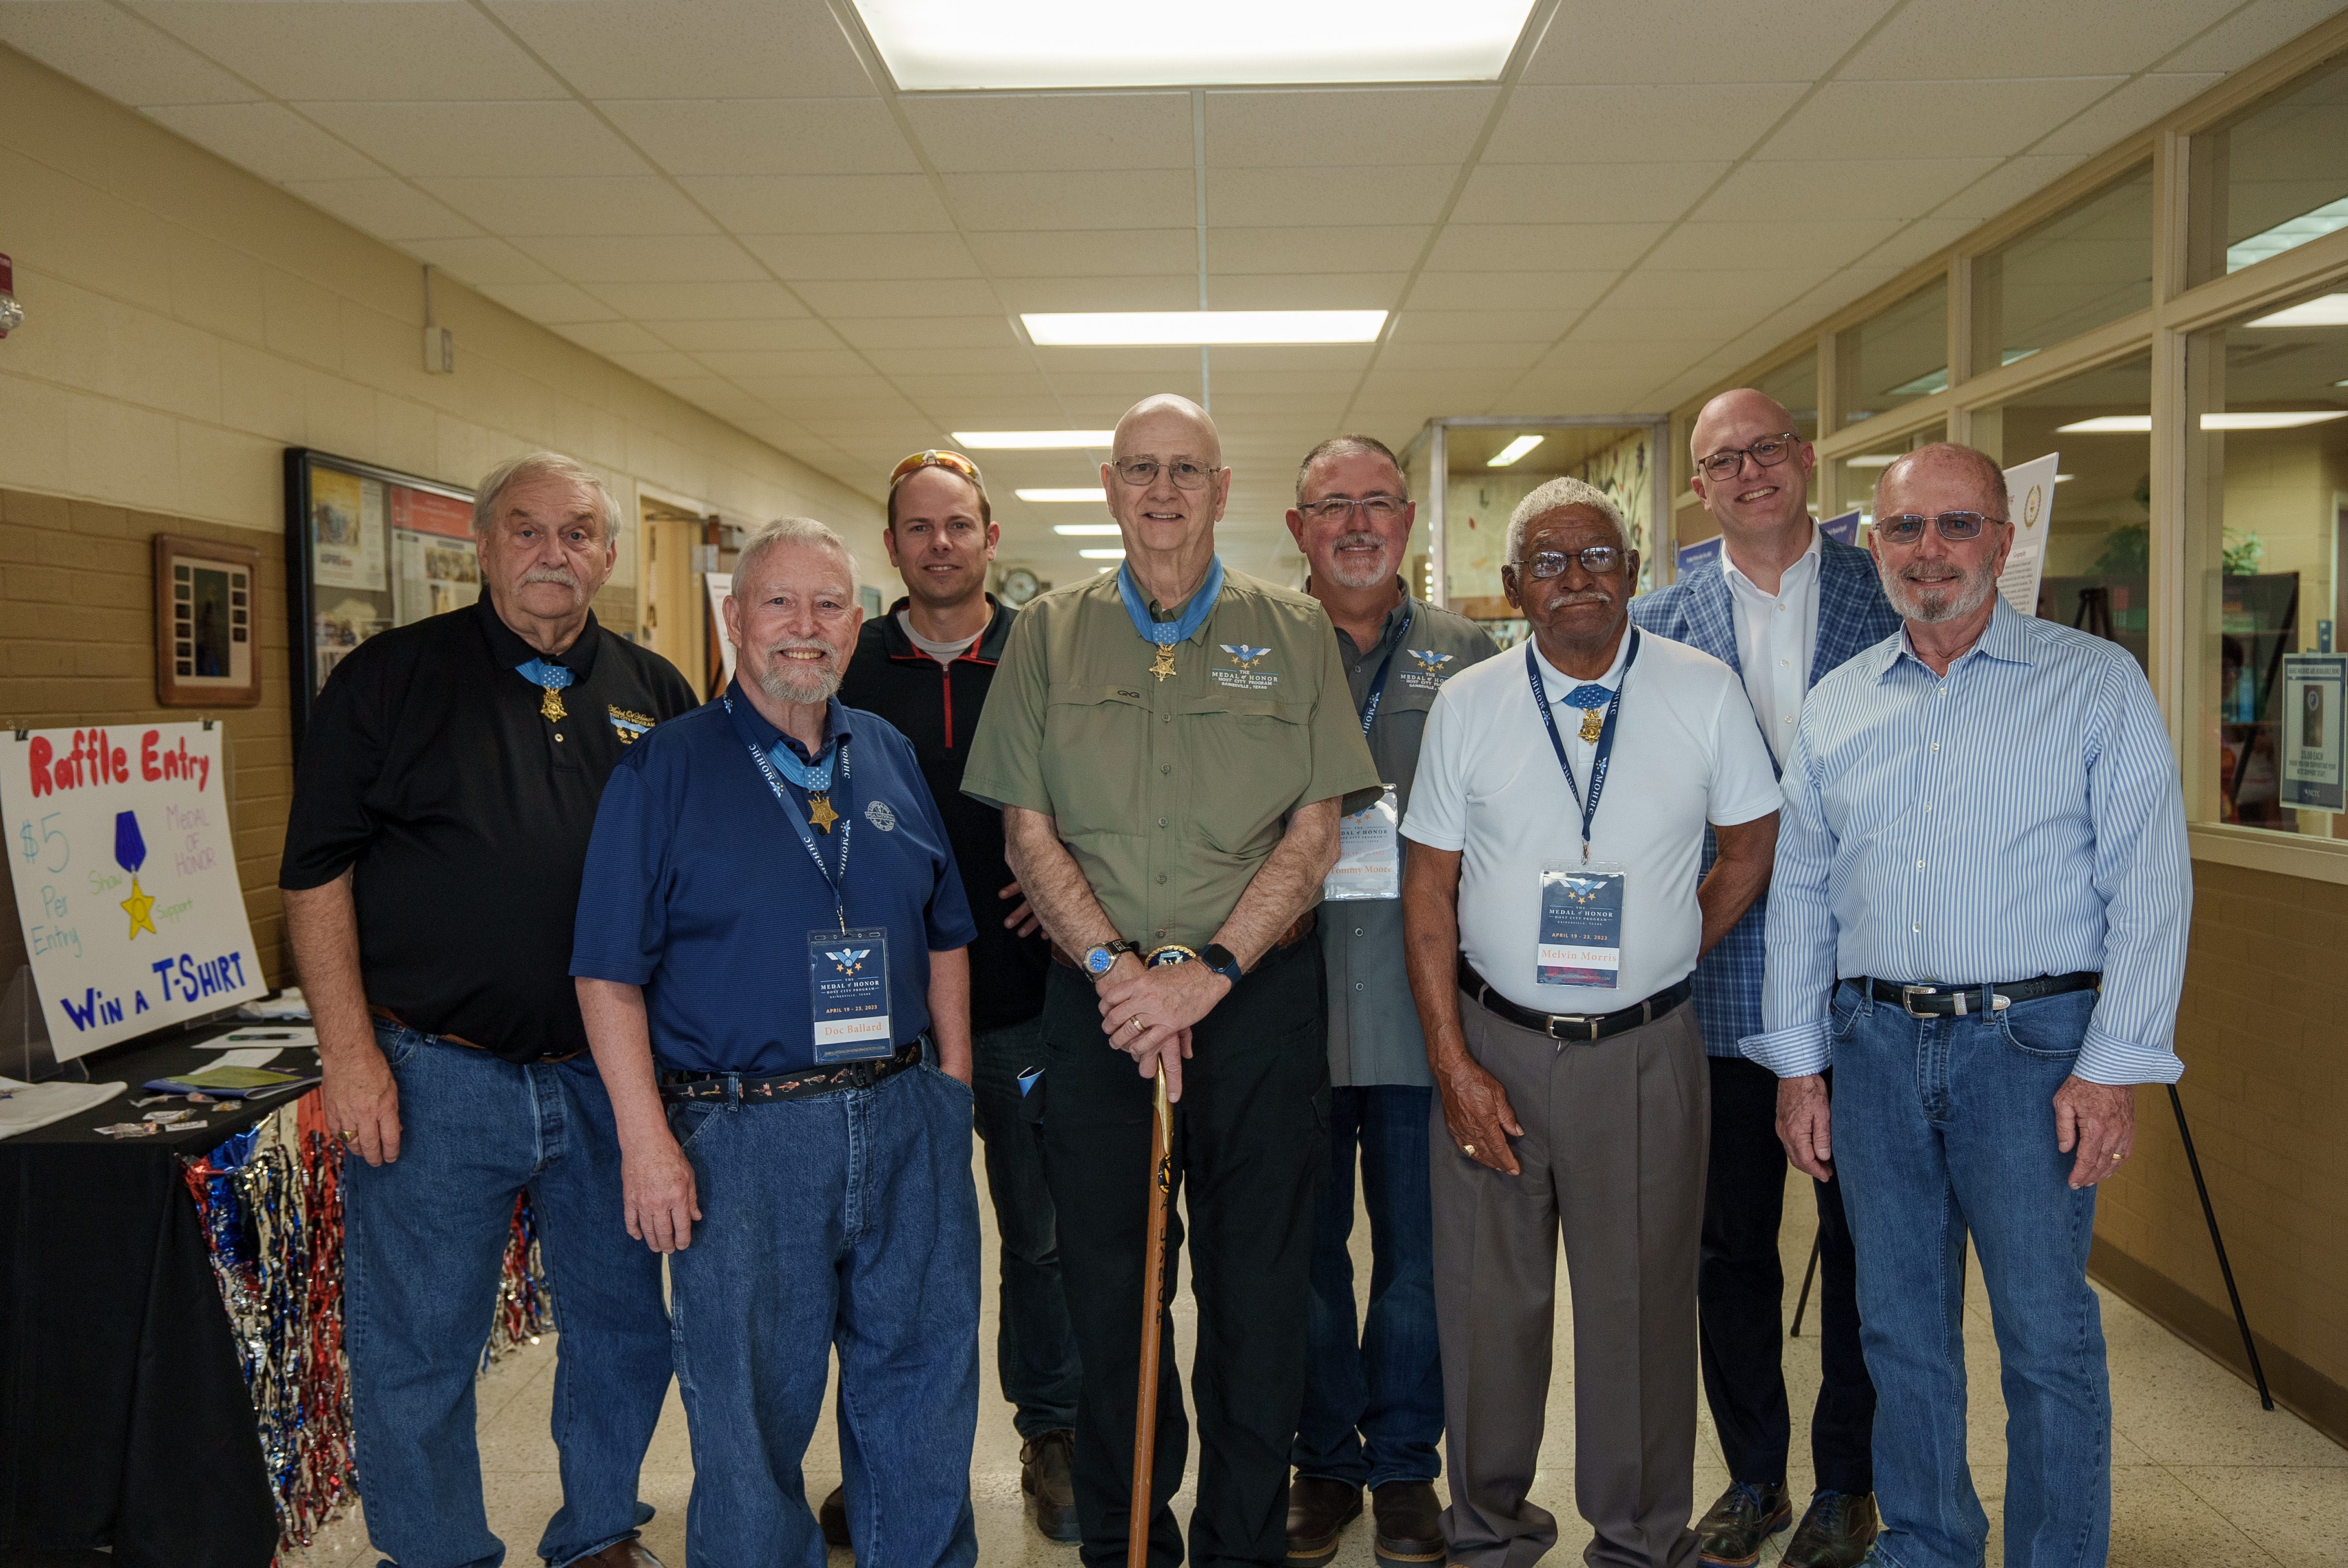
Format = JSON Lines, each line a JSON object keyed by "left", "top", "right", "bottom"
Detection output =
{"left": 1079, "top": 548, "right": 1128, "bottom": 559}
{"left": 1019, "top": 488, "right": 1110, "bottom": 503}
{"left": 1052, "top": 523, "right": 1122, "bottom": 535}
{"left": 1022, "top": 311, "right": 1386, "bottom": 345}
{"left": 2245, "top": 293, "right": 2348, "bottom": 328}
{"left": 1486, "top": 435, "right": 1543, "bottom": 467}
{"left": 2058, "top": 412, "right": 2348, "bottom": 432}
{"left": 952, "top": 430, "right": 1116, "bottom": 448}
{"left": 849, "top": 0, "right": 1540, "bottom": 90}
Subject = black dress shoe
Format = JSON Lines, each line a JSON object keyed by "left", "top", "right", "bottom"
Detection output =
{"left": 818, "top": 1483, "right": 849, "bottom": 1549}
{"left": 1780, "top": 1490, "right": 1878, "bottom": 1568}
{"left": 1369, "top": 1479, "right": 1444, "bottom": 1566}
{"left": 1695, "top": 1480, "right": 1791, "bottom": 1567}
{"left": 1285, "top": 1474, "right": 1363, "bottom": 1563}
{"left": 1021, "top": 1430, "right": 1081, "bottom": 1543}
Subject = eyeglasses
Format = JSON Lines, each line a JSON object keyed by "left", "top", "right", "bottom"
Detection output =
{"left": 1110, "top": 457, "right": 1219, "bottom": 491}
{"left": 1696, "top": 432, "right": 1801, "bottom": 483}
{"left": 1296, "top": 494, "right": 1407, "bottom": 524}
{"left": 1510, "top": 546, "right": 1625, "bottom": 580}
{"left": 1873, "top": 510, "right": 2004, "bottom": 545}
{"left": 889, "top": 449, "right": 985, "bottom": 489}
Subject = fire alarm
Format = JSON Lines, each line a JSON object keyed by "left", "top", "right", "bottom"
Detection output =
{"left": 0, "top": 254, "right": 22, "bottom": 338}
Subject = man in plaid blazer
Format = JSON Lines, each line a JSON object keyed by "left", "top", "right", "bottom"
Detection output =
{"left": 1629, "top": 390, "right": 1904, "bottom": 1568}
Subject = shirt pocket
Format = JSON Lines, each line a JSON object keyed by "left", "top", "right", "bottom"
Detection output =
{"left": 1041, "top": 682, "right": 1149, "bottom": 838}
{"left": 1185, "top": 692, "right": 1313, "bottom": 856}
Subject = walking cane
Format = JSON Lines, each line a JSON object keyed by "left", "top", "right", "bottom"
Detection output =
{"left": 1128, "top": 1059, "right": 1175, "bottom": 1568}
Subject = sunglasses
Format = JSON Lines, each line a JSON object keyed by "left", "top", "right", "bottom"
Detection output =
{"left": 889, "top": 450, "right": 985, "bottom": 489}
{"left": 1873, "top": 510, "right": 2005, "bottom": 545}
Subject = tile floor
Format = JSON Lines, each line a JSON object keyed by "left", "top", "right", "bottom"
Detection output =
{"left": 289, "top": 1152, "right": 2345, "bottom": 1568}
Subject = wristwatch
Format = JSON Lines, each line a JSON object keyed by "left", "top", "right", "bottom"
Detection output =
{"left": 1199, "top": 943, "right": 1244, "bottom": 989}
{"left": 1083, "top": 939, "right": 1139, "bottom": 978}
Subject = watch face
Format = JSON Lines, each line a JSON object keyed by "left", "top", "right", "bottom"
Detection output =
{"left": 1085, "top": 946, "right": 1115, "bottom": 975}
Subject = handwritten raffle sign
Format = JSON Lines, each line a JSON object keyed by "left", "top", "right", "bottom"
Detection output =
{"left": 4, "top": 723, "right": 262, "bottom": 1059}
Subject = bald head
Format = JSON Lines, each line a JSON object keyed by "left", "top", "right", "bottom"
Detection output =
{"left": 1874, "top": 441, "right": 2007, "bottom": 520}
{"left": 1104, "top": 391, "right": 1231, "bottom": 568}
{"left": 1688, "top": 386, "right": 1814, "bottom": 550}
{"left": 1691, "top": 389, "right": 1800, "bottom": 460}
{"left": 1115, "top": 393, "right": 1221, "bottom": 467}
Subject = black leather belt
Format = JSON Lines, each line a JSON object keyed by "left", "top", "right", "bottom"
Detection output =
{"left": 658, "top": 1039, "right": 924, "bottom": 1103}
{"left": 1458, "top": 960, "right": 1693, "bottom": 1044}
{"left": 1865, "top": 973, "right": 2099, "bottom": 1017}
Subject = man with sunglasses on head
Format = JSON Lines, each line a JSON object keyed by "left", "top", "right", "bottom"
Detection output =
{"left": 1280, "top": 436, "right": 1495, "bottom": 1568}
{"left": 964, "top": 394, "right": 1381, "bottom": 1568}
{"left": 1401, "top": 478, "right": 1780, "bottom": 1568}
{"left": 837, "top": 448, "right": 1077, "bottom": 1546}
{"left": 1629, "top": 391, "right": 1901, "bottom": 1568}
{"left": 1744, "top": 443, "right": 2188, "bottom": 1568}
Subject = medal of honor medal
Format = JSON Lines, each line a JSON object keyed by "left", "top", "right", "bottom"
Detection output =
{"left": 1577, "top": 707, "right": 1603, "bottom": 744}
{"left": 1150, "top": 644, "right": 1178, "bottom": 682}
{"left": 541, "top": 687, "right": 567, "bottom": 723}
{"left": 807, "top": 794, "right": 840, "bottom": 833}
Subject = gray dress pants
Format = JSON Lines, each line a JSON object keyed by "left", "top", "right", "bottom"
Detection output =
{"left": 1432, "top": 992, "right": 1709, "bottom": 1568}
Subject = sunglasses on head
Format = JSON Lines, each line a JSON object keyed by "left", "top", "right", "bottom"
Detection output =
{"left": 889, "top": 450, "right": 985, "bottom": 489}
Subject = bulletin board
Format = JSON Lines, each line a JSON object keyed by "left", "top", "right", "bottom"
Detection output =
{"left": 284, "top": 448, "right": 478, "bottom": 751}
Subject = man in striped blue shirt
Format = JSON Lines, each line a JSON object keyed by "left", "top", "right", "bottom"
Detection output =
{"left": 1743, "top": 442, "right": 2189, "bottom": 1568}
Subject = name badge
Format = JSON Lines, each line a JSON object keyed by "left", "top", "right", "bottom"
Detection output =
{"left": 1537, "top": 863, "right": 1625, "bottom": 989}
{"left": 809, "top": 927, "right": 893, "bottom": 1061}
{"left": 1324, "top": 786, "right": 1402, "bottom": 901}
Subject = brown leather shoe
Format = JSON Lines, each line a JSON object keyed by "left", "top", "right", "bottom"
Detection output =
{"left": 1696, "top": 1481, "right": 1791, "bottom": 1567}
{"left": 1780, "top": 1490, "right": 1878, "bottom": 1568}
{"left": 576, "top": 1543, "right": 663, "bottom": 1567}
{"left": 1369, "top": 1479, "right": 1444, "bottom": 1565}
{"left": 1285, "top": 1474, "right": 1362, "bottom": 1563}
{"left": 818, "top": 1483, "right": 849, "bottom": 1548}
{"left": 1021, "top": 1429, "right": 1080, "bottom": 1543}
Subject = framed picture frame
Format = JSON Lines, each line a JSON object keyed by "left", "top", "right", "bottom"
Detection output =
{"left": 153, "top": 533, "right": 263, "bottom": 707}
{"left": 284, "top": 448, "right": 477, "bottom": 753}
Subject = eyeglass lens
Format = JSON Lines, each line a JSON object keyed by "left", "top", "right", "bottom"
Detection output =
{"left": 1517, "top": 547, "right": 1622, "bottom": 579}
{"left": 1115, "top": 459, "right": 1214, "bottom": 490}
{"left": 1301, "top": 496, "right": 1404, "bottom": 522}
{"left": 1698, "top": 434, "right": 1798, "bottom": 482}
{"left": 1875, "top": 511, "right": 1995, "bottom": 544}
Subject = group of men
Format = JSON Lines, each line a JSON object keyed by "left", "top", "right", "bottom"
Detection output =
{"left": 279, "top": 382, "right": 2189, "bottom": 1568}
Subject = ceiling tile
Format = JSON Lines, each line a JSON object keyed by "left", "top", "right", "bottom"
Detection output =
{"left": 1032, "top": 348, "right": 1205, "bottom": 377}
{"left": 287, "top": 178, "right": 479, "bottom": 241}
{"left": 862, "top": 347, "right": 1038, "bottom": 375}
{"left": 516, "top": 235, "right": 768, "bottom": 282}
{"left": 2033, "top": 71, "right": 2222, "bottom": 154}
{"left": 1755, "top": 79, "right": 2126, "bottom": 162}
{"left": 604, "top": 349, "right": 712, "bottom": 379}
{"left": 694, "top": 349, "right": 873, "bottom": 378}
{"left": 1484, "top": 84, "right": 1806, "bottom": 165}
{"left": 417, "top": 176, "right": 717, "bottom": 236}
{"left": 683, "top": 174, "right": 952, "bottom": 233}
{"left": 1837, "top": 0, "right": 2224, "bottom": 80}
{"left": 1206, "top": 273, "right": 1407, "bottom": 310}
{"left": 649, "top": 318, "right": 847, "bottom": 351}
{"left": 945, "top": 169, "right": 1193, "bottom": 232}
{"left": 1688, "top": 158, "right": 2000, "bottom": 222}
{"left": 831, "top": 316, "right": 1022, "bottom": 349}
{"left": 1853, "top": 216, "right": 1977, "bottom": 272}
{"left": 740, "top": 232, "right": 980, "bottom": 279}
{"left": 966, "top": 228, "right": 1198, "bottom": 277}
{"left": 991, "top": 276, "right": 1199, "bottom": 312}
{"left": 405, "top": 236, "right": 560, "bottom": 286}
{"left": 1451, "top": 161, "right": 1727, "bottom": 225}
{"left": 129, "top": 1, "right": 569, "bottom": 100}
{"left": 794, "top": 278, "right": 1003, "bottom": 316}
{"left": 485, "top": 0, "right": 876, "bottom": 99}
{"left": 1600, "top": 266, "right": 1831, "bottom": 316}
{"left": 1567, "top": 308, "right": 1764, "bottom": 345}
{"left": 1208, "top": 225, "right": 1431, "bottom": 274}
{"left": 142, "top": 102, "right": 385, "bottom": 183}
{"left": 1424, "top": 224, "right": 1666, "bottom": 271}
{"left": 1520, "top": 0, "right": 1899, "bottom": 84}
{"left": 1928, "top": 155, "right": 2088, "bottom": 221}
{"left": 902, "top": 92, "right": 1194, "bottom": 171}
{"left": 1207, "top": 165, "right": 1456, "bottom": 228}
{"left": 0, "top": 1, "right": 253, "bottom": 105}
{"left": 1641, "top": 219, "right": 1903, "bottom": 271}
{"left": 1387, "top": 310, "right": 1584, "bottom": 343}
{"left": 1374, "top": 339, "right": 1547, "bottom": 372}
{"left": 2161, "top": 0, "right": 2348, "bottom": 71}
{"left": 1205, "top": 87, "right": 1496, "bottom": 168}
{"left": 590, "top": 281, "right": 809, "bottom": 318}
{"left": 600, "top": 98, "right": 918, "bottom": 177}
{"left": 298, "top": 101, "right": 653, "bottom": 178}
{"left": 472, "top": 281, "right": 620, "bottom": 322}
{"left": 551, "top": 320, "right": 675, "bottom": 355}
{"left": 1405, "top": 270, "right": 1614, "bottom": 311}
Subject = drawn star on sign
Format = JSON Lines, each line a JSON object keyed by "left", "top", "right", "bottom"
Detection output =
{"left": 120, "top": 875, "right": 158, "bottom": 938}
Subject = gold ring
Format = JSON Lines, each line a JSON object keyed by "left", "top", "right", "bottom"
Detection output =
{"left": 1127, "top": 1014, "right": 1146, "bottom": 1035}
{"left": 338, "top": 1128, "right": 358, "bottom": 1143}
{"left": 2111, "top": 1151, "right": 2124, "bottom": 1160}
{"left": 1462, "top": 1143, "right": 1476, "bottom": 1156}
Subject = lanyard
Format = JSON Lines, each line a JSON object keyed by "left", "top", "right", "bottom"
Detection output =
{"left": 1526, "top": 629, "right": 1641, "bottom": 862}
{"left": 1357, "top": 602, "right": 1413, "bottom": 735}
{"left": 1115, "top": 555, "right": 1225, "bottom": 649}
{"left": 724, "top": 693, "right": 853, "bottom": 932}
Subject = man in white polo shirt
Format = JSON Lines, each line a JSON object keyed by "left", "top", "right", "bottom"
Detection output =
{"left": 1400, "top": 476, "right": 1781, "bottom": 1568}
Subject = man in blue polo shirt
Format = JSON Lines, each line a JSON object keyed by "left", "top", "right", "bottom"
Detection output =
{"left": 573, "top": 514, "right": 982, "bottom": 1568}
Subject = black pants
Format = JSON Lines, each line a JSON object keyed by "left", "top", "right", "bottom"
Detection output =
{"left": 1035, "top": 937, "right": 1330, "bottom": 1568}
{"left": 1698, "top": 1056, "right": 1876, "bottom": 1496}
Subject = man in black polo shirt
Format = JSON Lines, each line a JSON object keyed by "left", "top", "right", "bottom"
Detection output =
{"left": 280, "top": 451, "right": 696, "bottom": 1568}
{"left": 839, "top": 450, "right": 1074, "bottom": 1543}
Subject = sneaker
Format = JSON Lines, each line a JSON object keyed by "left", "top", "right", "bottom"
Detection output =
{"left": 1021, "top": 1429, "right": 1080, "bottom": 1543}
{"left": 1780, "top": 1490, "right": 1878, "bottom": 1568}
{"left": 1695, "top": 1480, "right": 1791, "bottom": 1568}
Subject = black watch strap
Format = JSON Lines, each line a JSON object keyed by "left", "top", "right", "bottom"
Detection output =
{"left": 1083, "top": 938, "right": 1139, "bottom": 977}
{"left": 1200, "top": 943, "right": 1244, "bottom": 987}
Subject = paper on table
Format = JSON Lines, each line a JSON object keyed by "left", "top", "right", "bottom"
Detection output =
{"left": 237, "top": 987, "right": 311, "bottom": 1020}
{"left": 210, "top": 1048, "right": 282, "bottom": 1069}
{"left": 202, "top": 1028, "right": 318, "bottom": 1049}
{"left": 1996, "top": 453, "right": 2061, "bottom": 616}
{"left": 0, "top": 1077, "right": 126, "bottom": 1140}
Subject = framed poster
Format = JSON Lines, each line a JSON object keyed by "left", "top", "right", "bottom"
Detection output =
{"left": 153, "top": 534, "right": 262, "bottom": 707}
{"left": 285, "top": 449, "right": 477, "bottom": 751}
{"left": 2282, "top": 653, "right": 2346, "bottom": 811}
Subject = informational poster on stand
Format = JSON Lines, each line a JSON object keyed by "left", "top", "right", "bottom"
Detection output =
{"left": 706, "top": 571, "right": 737, "bottom": 685}
{"left": 1996, "top": 453, "right": 2061, "bottom": 617}
{"left": 1821, "top": 509, "right": 1862, "bottom": 546}
{"left": 3, "top": 722, "right": 262, "bottom": 1059}
{"left": 2282, "top": 653, "right": 2346, "bottom": 811}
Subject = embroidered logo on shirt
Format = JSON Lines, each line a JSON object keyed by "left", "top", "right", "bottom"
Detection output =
{"left": 1402, "top": 648, "right": 1457, "bottom": 691}
{"left": 606, "top": 706, "right": 656, "bottom": 744}
{"left": 1212, "top": 643, "right": 1279, "bottom": 691}
{"left": 864, "top": 800, "right": 897, "bottom": 831}
{"left": 826, "top": 948, "right": 871, "bottom": 975}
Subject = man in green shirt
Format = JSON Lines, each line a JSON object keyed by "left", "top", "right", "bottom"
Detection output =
{"left": 964, "top": 393, "right": 1381, "bottom": 1568}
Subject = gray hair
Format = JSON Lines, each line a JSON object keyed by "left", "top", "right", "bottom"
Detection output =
{"left": 1875, "top": 441, "right": 2009, "bottom": 519}
{"left": 1295, "top": 434, "right": 1407, "bottom": 503}
{"left": 1505, "top": 477, "right": 1626, "bottom": 566}
{"left": 734, "top": 515, "right": 860, "bottom": 598}
{"left": 473, "top": 451, "right": 622, "bottom": 543}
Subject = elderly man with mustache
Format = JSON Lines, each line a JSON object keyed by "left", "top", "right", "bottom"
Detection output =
{"left": 1743, "top": 443, "right": 2189, "bottom": 1568}
{"left": 281, "top": 451, "right": 697, "bottom": 1568}
{"left": 572, "top": 515, "right": 982, "bottom": 1568}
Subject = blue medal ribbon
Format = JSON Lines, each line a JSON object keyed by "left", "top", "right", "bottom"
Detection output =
{"left": 515, "top": 657, "right": 573, "bottom": 693}
{"left": 1527, "top": 630, "right": 1641, "bottom": 861}
{"left": 1357, "top": 602, "right": 1413, "bottom": 734}
{"left": 1116, "top": 555, "right": 1226, "bottom": 653}
{"left": 724, "top": 693, "right": 853, "bottom": 931}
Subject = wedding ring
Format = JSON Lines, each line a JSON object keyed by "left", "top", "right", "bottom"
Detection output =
{"left": 1127, "top": 1014, "right": 1146, "bottom": 1036}
{"left": 338, "top": 1128, "right": 358, "bottom": 1143}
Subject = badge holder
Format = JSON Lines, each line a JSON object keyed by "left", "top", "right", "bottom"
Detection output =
{"left": 1536, "top": 862, "right": 1626, "bottom": 991}
{"left": 808, "top": 927, "right": 893, "bottom": 1062}
{"left": 1324, "top": 785, "right": 1402, "bottom": 901}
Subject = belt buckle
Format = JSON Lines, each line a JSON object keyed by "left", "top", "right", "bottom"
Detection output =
{"left": 1545, "top": 1014, "right": 1597, "bottom": 1044}
{"left": 1901, "top": 983, "right": 1943, "bottom": 1018}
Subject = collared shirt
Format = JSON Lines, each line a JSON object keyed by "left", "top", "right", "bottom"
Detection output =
{"left": 569, "top": 687, "right": 977, "bottom": 1076}
{"left": 277, "top": 596, "right": 697, "bottom": 1063}
{"left": 1743, "top": 597, "right": 2190, "bottom": 1086}
{"left": 1322, "top": 586, "right": 1498, "bottom": 1086}
{"left": 1721, "top": 526, "right": 1822, "bottom": 766}
{"left": 1403, "top": 626, "right": 1780, "bottom": 1013}
{"left": 962, "top": 565, "right": 1381, "bottom": 953}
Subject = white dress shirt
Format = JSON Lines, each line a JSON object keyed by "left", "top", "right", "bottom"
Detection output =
{"left": 1721, "top": 526, "right": 1821, "bottom": 766}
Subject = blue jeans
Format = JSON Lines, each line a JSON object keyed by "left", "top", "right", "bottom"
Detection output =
{"left": 1830, "top": 982, "right": 2109, "bottom": 1568}
{"left": 970, "top": 1015, "right": 1082, "bottom": 1437}
{"left": 343, "top": 1023, "right": 671, "bottom": 1568}
{"left": 1294, "top": 1084, "right": 1443, "bottom": 1490}
{"left": 665, "top": 1059, "right": 981, "bottom": 1568}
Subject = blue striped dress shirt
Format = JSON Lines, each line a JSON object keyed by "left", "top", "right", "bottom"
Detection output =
{"left": 1742, "top": 597, "right": 2191, "bottom": 1086}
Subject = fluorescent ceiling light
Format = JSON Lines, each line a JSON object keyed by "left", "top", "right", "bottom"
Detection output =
{"left": 2058, "top": 412, "right": 2348, "bottom": 433}
{"left": 1079, "top": 548, "right": 1127, "bottom": 559}
{"left": 1486, "top": 435, "right": 1544, "bottom": 467}
{"left": 1888, "top": 368, "right": 1950, "bottom": 397}
{"left": 2002, "top": 348, "right": 2040, "bottom": 366}
{"left": 2228, "top": 198, "right": 2348, "bottom": 274}
{"left": 1018, "top": 488, "right": 1109, "bottom": 503}
{"left": 2056, "top": 473, "right": 2075, "bottom": 483}
{"left": 847, "top": 0, "right": 1539, "bottom": 90}
{"left": 952, "top": 430, "right": 1115, "bottom": 449}
{"left": 1022, "top": 311, "right": 1386, "bottom": 345}
{"left": 2245, "top": 293, "right": 2348, "bottom": 328}
{"left": 2057, "top": 416, "right": 2152, "bottom": 433}
{"left": 1843, "top": 454, "right": 1899, "bottom": 467}
{"left": 1052, "top": 523, "right": 1122, "bottom": 535}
